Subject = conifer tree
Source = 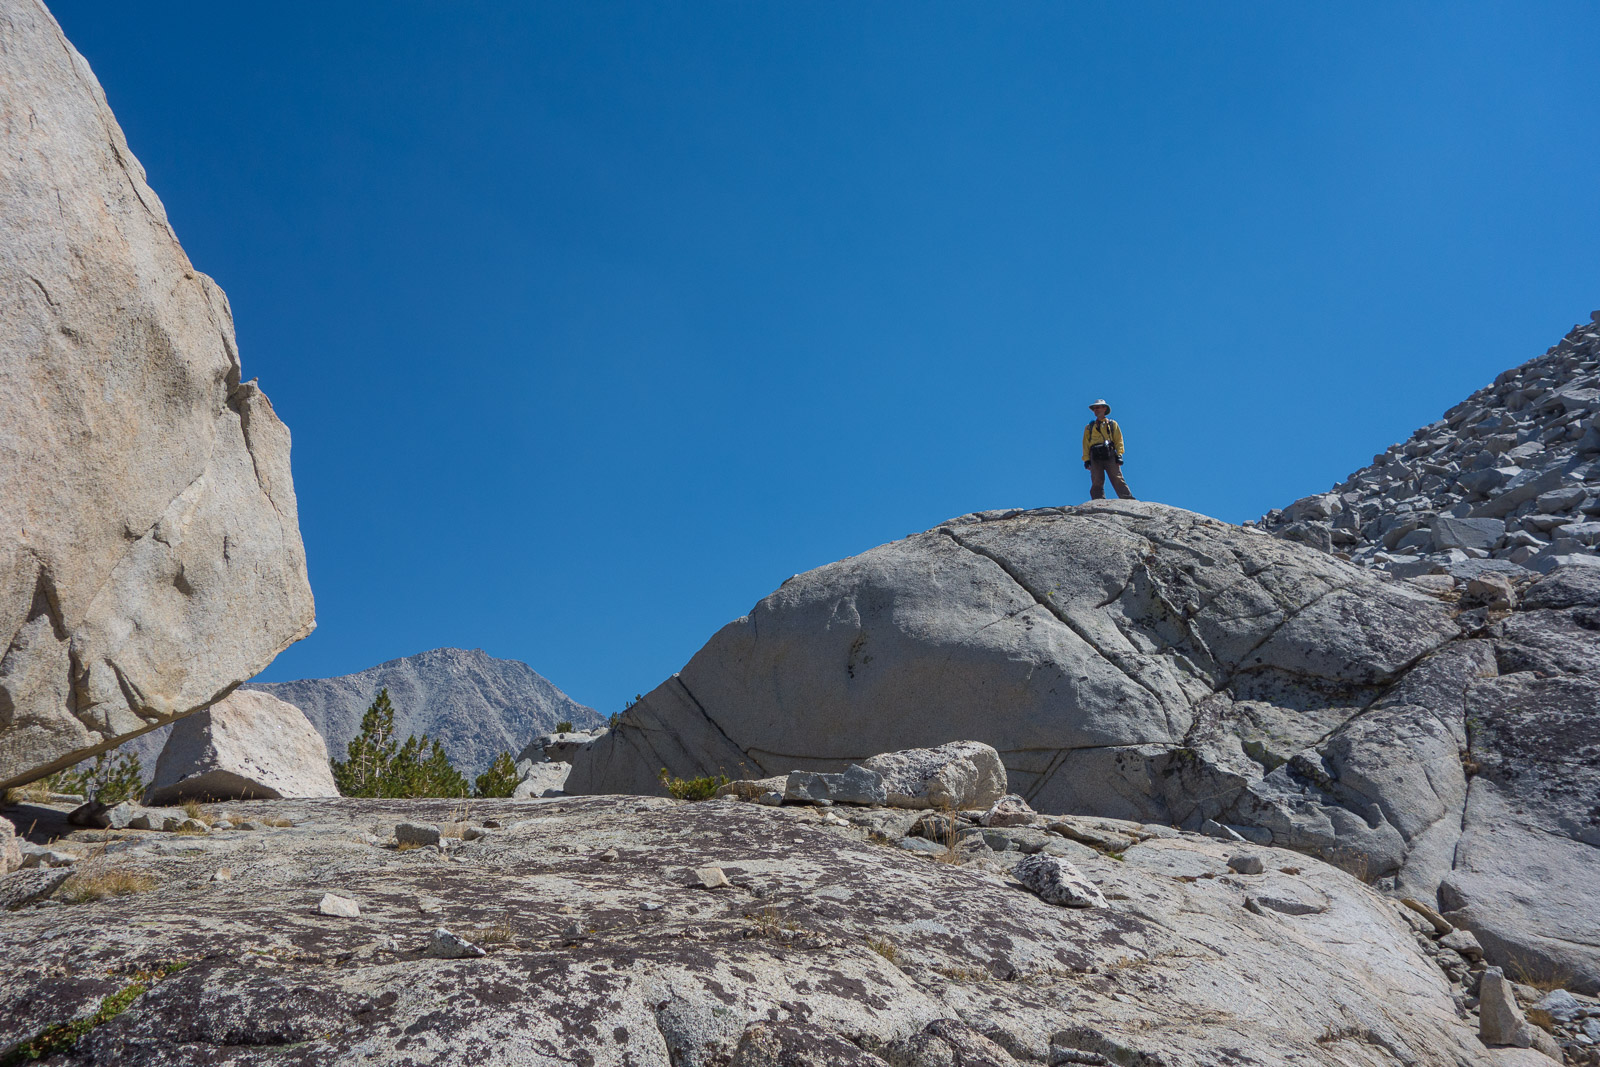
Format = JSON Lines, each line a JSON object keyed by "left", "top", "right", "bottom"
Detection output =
{"left": 474, "top": 752, "right": 519, "bottom": 798}
{"left": 331, "top": 689, "right": 400, "bottom": 797}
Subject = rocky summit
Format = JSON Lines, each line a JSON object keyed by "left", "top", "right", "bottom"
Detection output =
{"left": 1258, "top": 313, "right": 1600, "bottom": 580}
{"left": 0, "top": 0, "right": 315, "bottom": 790}
{"left": 569, "top": 500, "right": 1600, "bottom": 995}
{"left": 0, "top": 792, "right": 1554, "bottom": 1066}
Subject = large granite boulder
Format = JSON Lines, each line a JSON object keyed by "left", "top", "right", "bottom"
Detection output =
{"left": 0, "top": 0, "right": 314, "bottom": 788}
{"left": 568, "top": 501, "right": 1598, "bottom": 991}
{"left": 570, "top": 502, "right": 1460, "bottom": 859}
{"left": 145, "top": 690, "right": 338, "bottom": 804}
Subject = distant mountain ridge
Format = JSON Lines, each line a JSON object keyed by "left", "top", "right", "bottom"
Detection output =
{"left": 116, "top": 648, "right": 599, "bottom": 777}
{"left": 245, "top": 648, "right": 601, "bottom": 776}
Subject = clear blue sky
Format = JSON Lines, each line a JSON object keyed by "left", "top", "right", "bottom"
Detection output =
{"left": 53, "top": 2, "right": 1600, "bottom": 719}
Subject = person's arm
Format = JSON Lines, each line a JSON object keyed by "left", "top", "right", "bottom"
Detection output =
{"left": 1112, "top": 421, "right": 1125, "bottom": 460}
{"left": 1082, "top": 424, "right": 1093, "bottom": 464}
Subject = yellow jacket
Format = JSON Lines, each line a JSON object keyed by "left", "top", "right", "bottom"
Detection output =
{"left": 1082, "top": 418, "right": 1124, "bottom": 463}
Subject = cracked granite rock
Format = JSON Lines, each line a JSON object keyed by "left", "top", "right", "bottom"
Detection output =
{"left": 0, "top": 0, "right": 314, "bottom": 788}
{"left": 0, "top": 794, "right": 1500, "bottom": 1066}
{"left": 570, "top": 501, "right": 1600, "bottom": 992}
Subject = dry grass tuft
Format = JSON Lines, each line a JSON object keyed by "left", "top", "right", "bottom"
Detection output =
{"left": 259, "top": 816, "right": 294, "bottom": 828}
{"left": 59, "top": 867, "right": 158, "bottom": 904}
{"left": 180, "top": 800, "right": 214, "bottom": 825}
{"left": 394, "top": 841, "right": 424, "bottom": 853}
{"left": 472, "top": 918, "right": 516, "bottom": 945}
{"left": 1510, "top": 958, "right": 1573, "bottom": 994}
{"left": 864, "top": 935, "right": 900, "bottom": 965}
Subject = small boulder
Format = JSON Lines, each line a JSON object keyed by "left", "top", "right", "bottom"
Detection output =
{"left": 316, "top": 893, "right": 360, "bottom": 918}
{"left": 1228, "top": 854, "right": 1266, "bottom": 875}
{"left": 1439, "top": 927, "right": 1483, "bottom": 961}
{"left": 980, "top": 794, "right": 1036, "bottom": 828}
{"left": 693, "top": 866, "right": 730, "bottom": 889}
{"left": 861, "top": 741, "right": 1008, "bottom": 811}
{"left": 1479, "top": 966, "right": 1546, "bottom": 1050}
{"left": 145, "top": 691, "right": 338, "bottom": 805}
{"left": 511, "top": 762, "right": 570, "bottom": 799}
{"left": 424, "top": 927, "right": 486, "bottom": 959}
{"left": 1012, "top": 853, "right": 1106, "bottom": 908}
{"left": 395, "top": 823, "right": 442, "bottom": 848}
{"left": 783, "top": 765, "right": 886, "bottom": 806}
{"left": 1466, "top": 573, "right": 1517, "bottom": 609}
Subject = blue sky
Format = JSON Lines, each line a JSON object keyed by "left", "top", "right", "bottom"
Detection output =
{"left": 53, "top": 2, "right": 1600, "bottom": 719}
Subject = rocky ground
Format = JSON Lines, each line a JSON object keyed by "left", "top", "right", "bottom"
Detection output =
{"left": 1257, "top": 314, "right": 1600, "bottom": 580}
{"left": 3, "top": 792, "right": 1595, "bottom": 1066}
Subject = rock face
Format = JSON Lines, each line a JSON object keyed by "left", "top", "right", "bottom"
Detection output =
{"left": 0, "top": 0, "right": 315, "bottom": 789}
{"left": 144, "top": 690, "right": 337, "bottom": 804}
{"left": 0, "top": 794, "right": 1511, "bottom": 1065}
{"left": 122, "top": 648, "right": 600, "bottom": 777}
{"left": 1258, "top": 313, "right": 1600, "bottom": 580}
{"left": 570, "top": 500, "right": 1600, "bottom": 993}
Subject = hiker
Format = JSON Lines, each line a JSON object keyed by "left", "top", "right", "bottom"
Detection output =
{"left": 1082, "top": 399, "right": 1135, "bottom": 500}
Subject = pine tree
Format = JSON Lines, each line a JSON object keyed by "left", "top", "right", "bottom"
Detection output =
{"left": 474, "top": 752, "right": 519, "bottom": 798}
{"left": 331, "top": 689, "right": 401, "bottom": 797}
{"left": 330, "top": 689, "right": 471, "bottom": 798}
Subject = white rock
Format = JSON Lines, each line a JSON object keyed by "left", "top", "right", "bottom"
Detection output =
{"left": 861, "top": 741, "right": 1008, "bottom": 810}
{"left": 316, "top": 893, "right": 360, "bottom": 918}
{"left": 145, "top": 691, "right": 337, "bottom": 804}
{"left": 511, "top": 761, "right": 570, "bottom": 799}
{"left": 0, "top": 2, "right": 314, "bottom": 791}
{"left": 981, "top": 794, "right": 1036, "bottom": 828}
{"left": 693, "top": 866, "right": 730, "bottom": 889}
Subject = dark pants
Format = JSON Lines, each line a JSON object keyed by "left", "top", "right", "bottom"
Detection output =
{"left": 1089, "top": 458, "right": 1134, "bottom": 500}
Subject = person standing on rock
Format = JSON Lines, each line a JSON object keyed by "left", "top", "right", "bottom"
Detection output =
{"left": 1082, "top": 399, "right": 1135, "bottom": 500}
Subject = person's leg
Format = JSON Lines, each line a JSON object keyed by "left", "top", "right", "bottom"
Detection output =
{"left": 1089, "top": 459, "right": 1106, "bottom": 499}
{"left": 1107, "top": 461, "right": 1135, "bottom": 499}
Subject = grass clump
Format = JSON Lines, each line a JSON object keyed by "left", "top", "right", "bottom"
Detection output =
{"left": 864, "top": 935, "right": 900, "bottom": 965}
{"left": 658, "top": 768, "right": 729, "bottom": 802}
{"left": 58, "top": 867, "right": 158, "bottom": 904}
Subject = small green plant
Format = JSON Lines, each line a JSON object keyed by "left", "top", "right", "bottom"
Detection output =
{"left": 474, "top": 752, "right": 519, "bottom": 798}
{"left": 608, "top": 711, "right": 624, "bottom": 728}
{"left": 330, "top": 689, "right": 469, "bottom": 798}
{"left": 1, "top": 962, "right": 187, "bottom": 1065}
{"left": 39, "top": 750, "right": 145, "bottom": 805}
{"left": 658, "top": 767, "right": 729, "bottom": 801}
{"left": 554, "top": 721, "right": 574, "bottom": 734}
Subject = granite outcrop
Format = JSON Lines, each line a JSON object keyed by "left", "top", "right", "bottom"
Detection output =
{"left": 0, "top": 0, "right": 315, "bottom": 789}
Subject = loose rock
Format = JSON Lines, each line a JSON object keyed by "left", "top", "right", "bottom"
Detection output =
{"left": 316, "top": 893, "right": 360, "bottom": 918}
{"left": 1012, "top": 853, "right": 1107, "bottom": 908}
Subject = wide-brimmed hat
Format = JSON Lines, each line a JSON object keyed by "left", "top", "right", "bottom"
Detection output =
{"left": 1088, "top": 399, "right": 1111, "bottom": 413}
